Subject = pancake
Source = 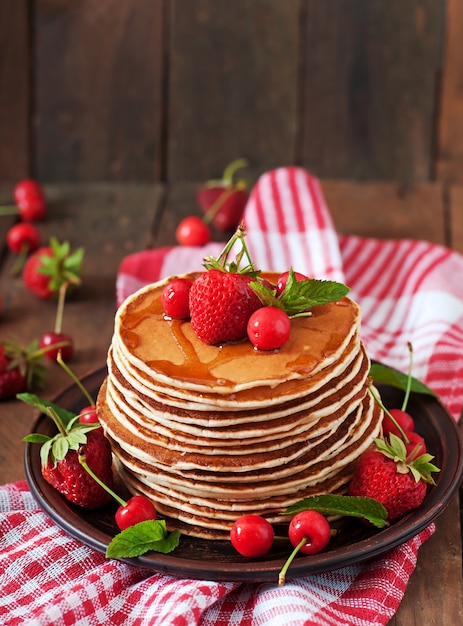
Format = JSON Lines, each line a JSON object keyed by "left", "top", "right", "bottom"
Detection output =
{"left": 97, "top": 272, "right": 383, "bottom": 539}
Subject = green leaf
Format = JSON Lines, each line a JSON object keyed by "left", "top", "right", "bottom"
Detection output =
{"left": 282, "top": 494, "right": 389, "bottom": 528}
{"left": 17, "top": 393, "right": 76, "bottom": 427}
{"left": 52, "top": 437, "right": 69, "bottom": 462}
{"left": 106, "top": 520, "right": 181, "bottom": 559}
{"left": 40, "top": 439, "right": 53, "bottom": 467}
{"left": 279, "top": 273, "right": 350, "bottom": 317}
{"left": 369, "top": 363, "right": 437, "bottom": 397}
{"left": 23, "top": 433, "right": 51, "bottom": 444}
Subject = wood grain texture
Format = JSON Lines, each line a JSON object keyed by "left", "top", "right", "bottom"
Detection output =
{"left": 300, "top": 0, "right": 443, "bottom": 184}
{"left": 322, "top": 180, "right": 447, "bottom": 245}
{"left": 167, "top": 0, "right": 300, "bottom": 181}
{"left": 35, "top": 0, "right": 165, "bottom": 182}
{"left": 390, "top": 497, "right": 463, "bottom": 625}
{"left": 436, "top": 0, "right": 463, "bottom": 182}
{"left": 0, "top": 0, "right": 31, "bottom": 181}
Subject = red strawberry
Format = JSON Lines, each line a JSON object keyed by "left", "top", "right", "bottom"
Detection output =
{"left": 23, "top": 401, "right": 113, "bottom": 509}
{"left": 23, "top": 237, "right": 84, "bottom": 299}
{"left": 348, "top": 434, "right": 439, "bottom": 522}
{"left": 190, "top": 269, "right": 261, "bottom": 345}
{"left": 42, "top": 429, "right": 113, "bottom": 509}
{"left": 0, "top": 341, "right": 47, "bottom": 400}
{"left": 198, "top": 158, "right": 249, "bottom": 232}
{"left": 188, "top": 225, "right": 262, "bottom": 345}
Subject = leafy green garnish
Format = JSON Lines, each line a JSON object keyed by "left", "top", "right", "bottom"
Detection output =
{"left": 106, "top": 519, "right": 181, "bottom": 558}
{"left": 369, "top": 363, "right": 437, "bottom": 398}
{"left": 251, "top": 268, "right": 350, "bottom": 318}
{"left": 283, "top": 494, "right": 389, "bottom": 528}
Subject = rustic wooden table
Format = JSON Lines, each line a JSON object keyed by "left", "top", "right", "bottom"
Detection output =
{"left": 1, "top": 181, "right": 462, "bottom": 624}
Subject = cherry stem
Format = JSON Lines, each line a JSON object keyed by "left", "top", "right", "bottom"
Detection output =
{"left": 278, "top": 536, "right": 307, "bottom": 586}
{"left": 45, "top": 406, "right": 68, "bottom": 438}
{"left": 54, "top": 282, "right": 68, "bottom": 334}
{"left": 222, "top": 158, "right": 248, "bottom": 186}
{"left": 0, "top": 204, "right": 18, "bottom": 216}
{"left": 202, "top": 188, "right": 234, "bottom": 224}
{"left": 402, "top": 342, "right": 413, "bottom": 412}
{"left": 57, "top": 352, "right": 95, "bottom": 407}
{"left": 368, "top": 386, "right": 409, "bottom": 444}
{"left": 9, "top": 242, "right": 30, "bottom": 276}
{"left": 78, "top": 452, "right": 127, "bottom": 507}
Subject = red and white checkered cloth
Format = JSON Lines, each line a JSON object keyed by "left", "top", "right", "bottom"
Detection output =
{"left": 2, "top": 167, "right": 463, "bottom": 625}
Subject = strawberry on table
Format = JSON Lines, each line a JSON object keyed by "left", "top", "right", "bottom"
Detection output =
{"left": 22, "top": 237, "right": 84, "bottom": 299}
{"left": 0, "top": 341, "right": 47, "bottom": 400}
{"left": 198, "top": 158, "right": 249, "bottom": 232}
{"left": 348, "top": 433, "right": 439, "bottom": 521}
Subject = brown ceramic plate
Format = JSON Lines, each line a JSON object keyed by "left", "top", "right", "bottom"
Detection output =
{"left": 24, "top": 367, "right": 463, "bottom": 583}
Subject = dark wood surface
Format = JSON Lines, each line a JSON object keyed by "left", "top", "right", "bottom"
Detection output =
{"left": 3, "top": 0, "right": 462, "bottom": 185}
{"left": 0, "top": 180, "right": 462, "bottom": 624}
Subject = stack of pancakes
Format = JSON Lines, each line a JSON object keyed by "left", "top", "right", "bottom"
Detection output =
{"left": 97, "top": 272, "right": 383, "bottom": 539}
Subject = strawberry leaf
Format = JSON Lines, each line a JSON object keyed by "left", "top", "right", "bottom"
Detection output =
{"left": 106, "top": 520, "right": 181, "bottom": 558}
{"left": 17, "top": 392, "right": 76, "bottom": 427}
{"left": 369, "top": 363, "right": 437, "bottom": 397}
{"left": 282, "top": 494, "right": 389, "bottom": 528}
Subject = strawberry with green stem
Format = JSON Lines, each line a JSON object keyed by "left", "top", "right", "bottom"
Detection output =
{"left": 23, "top": 237, "right": 84, "bottom": 300}
{"left": 22, "top": 395, "right": 114, "bottom": 509}
{"left": 348, "top": 433, "right": 439, "bottom": 521}
{"left": 198, "top": 158, "right": 249, "bottom": 232}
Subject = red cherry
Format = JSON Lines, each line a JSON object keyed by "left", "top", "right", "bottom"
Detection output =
{"left": 247, "top": 306, "right": 291, "bottom": 350}
{"left": 276, "top": 270, "right": 308, "bottom": 296}
{"left": 383, "top": 408, "right": 415, "bottom": 438}
{"left": 40, "top": 331, "right": 74, "bottom": 361}
{"left": 161, "top": 278, "right": 193, "bottom": 319}
{"left": 175, "top": 216, "right": 211, "bottom": 246}
{"left": 288, "top": 510, "right": 331, "bottom": 555}
{"left": 405, "top": 431, "right": 426, "bottom": 458}
{"left": 6, "top": 223, "right": 41, "bottom": 255}
{"left": 115, "top": 495, "right": 157, "bottom": 530}
{"left": 230, "top": 514, "right": 274, "bottom": 558}
{"left": 79, "top": 405, "right": 99, "bottom": 424}
{"left": 13, "top": 179, "right": 46, "bottom": 221}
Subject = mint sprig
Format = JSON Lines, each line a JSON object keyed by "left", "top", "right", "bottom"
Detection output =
{"left": 251, "top": 268, "right": 350, "bottom": 318}
{"left": 106, "top": 519, "right": 181, "bottom": 558}
{"left": 283, "top": 494, "right": 389, "bottom": 528}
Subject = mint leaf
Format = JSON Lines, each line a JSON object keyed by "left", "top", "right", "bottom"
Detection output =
{"left": 279, "top": 278, "right": 350, "bottom": 317}
{"left": 369, "top": 363, "right": 437, "bottom": 397}
{"left": 250, "top": 268, "right": 350, "bottom": 317}
{"left": 283, "top": 494, "right": 389, "bottom": 528}
{"left": 106, "top": 520, "right": 181, "bottom": 558}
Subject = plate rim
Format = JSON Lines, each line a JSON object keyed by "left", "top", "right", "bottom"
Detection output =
{"left": 24, "top": 366, "right": 463, "bottom": 582}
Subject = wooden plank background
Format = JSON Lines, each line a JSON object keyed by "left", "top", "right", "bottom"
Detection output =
{"left": 2, "top": 0, "right": 462, "bottom": 186}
